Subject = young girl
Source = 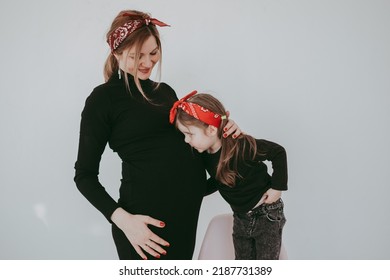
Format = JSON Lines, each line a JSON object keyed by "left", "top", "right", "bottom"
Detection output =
{"left": 170, "top": 91, "right": 288, "bottom": 260}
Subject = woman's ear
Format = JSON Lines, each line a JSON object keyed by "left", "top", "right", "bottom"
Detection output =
{"left": 206, "top": 125, "right": 218, "bottom": 136}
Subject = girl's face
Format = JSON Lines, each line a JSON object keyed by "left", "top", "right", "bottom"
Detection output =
{"left": 176, "top": 121, "right": 221, "bottom": 154}
{"left": 115, "top": 35, "right": 160, "bottom": 80}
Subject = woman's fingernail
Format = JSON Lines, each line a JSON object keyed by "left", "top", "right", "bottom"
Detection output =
{"left": 223, "top": 133, "right": 227, "bottom": 138}
{"left": 162, "top": 251, "right": 167, "bottom": 255}
{"left": 166, "top": 243, "right": 170, "bottom": 247}
{"left": 233, "top": 135, "right": 237, "bottom": 139}
{"left": 143, "top": 257, "right": 147, "bottom": 260}
{"left": 160, "top": 222, "right": 165, "bottom": 227}
{"left": 155, "top": 255, "right": 160, "bottom": 259}
{"left": 224, "top": 127, "right": 228, "bottom": 131}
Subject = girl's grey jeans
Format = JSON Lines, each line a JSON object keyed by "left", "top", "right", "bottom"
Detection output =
{"left": 232, "top": 198, "right": 286, "bottom": 260}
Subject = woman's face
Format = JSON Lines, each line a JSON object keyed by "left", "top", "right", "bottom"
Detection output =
{"left": 115, "top": 35, "right": 160, "bottom": 80}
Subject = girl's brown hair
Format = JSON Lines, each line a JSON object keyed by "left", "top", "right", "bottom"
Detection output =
{"left": 104, "top": 10, "right": 162, "bottom": 101}
{"left": 175, "top": 94, "right": 263, "bottom": 187}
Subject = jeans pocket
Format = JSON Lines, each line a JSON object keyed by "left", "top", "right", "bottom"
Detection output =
{"left": 265, "top": 205, "right": 285, "bottom": 222}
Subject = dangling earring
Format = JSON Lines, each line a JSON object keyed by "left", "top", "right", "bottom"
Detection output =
{"left": 118, "top": 69, "right": 121, "bottom": 79}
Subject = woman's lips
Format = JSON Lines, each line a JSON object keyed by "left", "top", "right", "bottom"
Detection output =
{"left": 138, "top": 68, "right": 151, "bottom": 74}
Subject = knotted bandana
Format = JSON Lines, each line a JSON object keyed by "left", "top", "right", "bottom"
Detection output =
{"left": 169, "top": 90, "right": 226, "bottom": 127}
{"left": 107, "top": 13, "right": 170, "bottom": 52}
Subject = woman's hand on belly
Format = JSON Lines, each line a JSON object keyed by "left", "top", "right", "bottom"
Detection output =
{"left": 111, "top": 207, "right": 170, "bottom": 259}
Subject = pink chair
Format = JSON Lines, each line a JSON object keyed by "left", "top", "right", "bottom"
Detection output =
{"left": 198, "top": 213, "right": 288, "bottom": 260}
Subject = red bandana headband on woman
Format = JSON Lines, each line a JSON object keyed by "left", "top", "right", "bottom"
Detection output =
{"left": 169, "top": 90, "right": 226, "bottom": 127}
{"left": 107, "top": 13, "right": 170, "bottom": 52}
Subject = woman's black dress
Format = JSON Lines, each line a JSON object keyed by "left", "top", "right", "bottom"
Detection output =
{"left": 74, "top": 74, "right": 206, "bottom": 259}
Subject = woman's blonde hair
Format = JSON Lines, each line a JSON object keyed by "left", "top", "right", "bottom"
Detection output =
{"left": 104, "top": 10, "right": 162, "bottom": 101}
{"left": 175, "top": 93, "right": 263, "bottom": 187}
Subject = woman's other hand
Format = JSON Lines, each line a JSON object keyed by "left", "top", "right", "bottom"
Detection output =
{"left": 222, "top": 111, "right": 242, "bottom": 139}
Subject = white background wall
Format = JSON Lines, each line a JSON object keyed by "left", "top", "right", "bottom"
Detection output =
{"left": 0, "top": 0, "right": 389, "bottom": 259}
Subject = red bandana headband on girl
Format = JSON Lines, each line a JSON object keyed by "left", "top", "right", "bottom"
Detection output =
{"left": 169, "top": 90, "right": 226, "bottom": 127}
{"left": 107, "top": 13, "right": 170, "bottom": 52}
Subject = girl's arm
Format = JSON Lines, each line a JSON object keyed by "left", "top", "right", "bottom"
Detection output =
{"left": 205, "top": 177, "right": 218, "bottom": 196}
{"left": 256, "top": 139, "right": 288, "bottom": 203}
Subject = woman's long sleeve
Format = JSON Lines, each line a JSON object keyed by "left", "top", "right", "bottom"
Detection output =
{"left": 74, "top": 89, "right": 119, "bottom": 222}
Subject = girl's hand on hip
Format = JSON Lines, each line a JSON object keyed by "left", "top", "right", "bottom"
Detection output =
{"left": 262, "top": 188, "right": 282, "bottom": 204}
{"left": 111, "top": 207, "right": 169, "bottom": 260}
